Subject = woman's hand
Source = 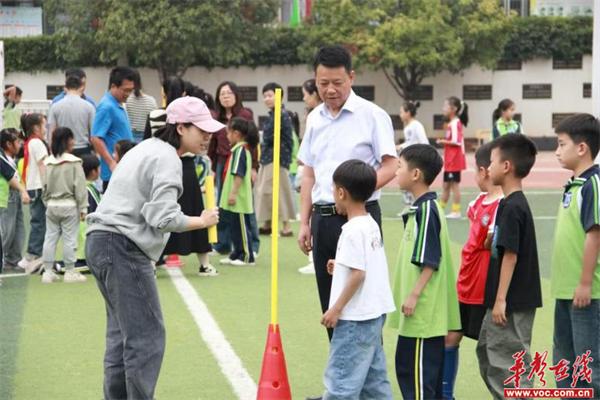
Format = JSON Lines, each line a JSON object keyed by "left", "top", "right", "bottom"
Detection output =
{"left": 200, "top": 208, "right": 219, "bottom": 228}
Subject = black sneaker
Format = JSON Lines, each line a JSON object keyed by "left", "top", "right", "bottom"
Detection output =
{"left": 198, "top": 264, "right": 219, "bottom": 277}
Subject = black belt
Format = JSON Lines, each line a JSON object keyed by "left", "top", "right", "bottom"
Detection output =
{"left": 313, "top": 200, "right": 378, "bottom": 217}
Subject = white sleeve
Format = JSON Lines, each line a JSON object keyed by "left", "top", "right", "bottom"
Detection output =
{"left": 335, "top": 228, "right": 366, "bottom": 271}
{"left": 371, "top": 109, "right": 397, "bottom": 162}
{"left": 29, "top": 139, "right": 48, "bottom": 162}
{"left": 450, "top": 120, "right": 459, "bottom": 144}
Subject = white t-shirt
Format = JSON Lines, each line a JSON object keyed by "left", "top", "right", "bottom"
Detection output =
{"left": 26, "top": 138, "right": 48, "bottom": 190}
{"left": 330, "top": 214, "right": 396, "bottom": 321}
{"left": 401, "top": 119, "right": 429, "bottom": 148}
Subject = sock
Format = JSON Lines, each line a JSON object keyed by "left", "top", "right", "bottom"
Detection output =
{"left": 442, "top": 346, "right": 459, "bottom": 400}
{"left": 198, "top": 253, "right": 209, "bottom": 267}
{"left": 43, "top": 263, "right": 54, "bottom": 273}
{"left": 451, "top": 203, "right": 461, "bottom": 213}
{"left": 440, "top": 201, "right": 447, "bottom": 210}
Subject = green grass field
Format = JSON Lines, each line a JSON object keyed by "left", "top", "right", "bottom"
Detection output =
{"left": 0, "top": 189, "right": 562, "bottom": 399}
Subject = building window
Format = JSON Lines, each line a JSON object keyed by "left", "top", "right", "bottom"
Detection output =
{"left": 413, "top": 85, "right": 433, "bottom": 101}
{"left": 583, "top": 83, "right": 592, "bottom": 98}
{"left": 352, "top": 86, "right": 375, "bottom": 101}
{"left": 463, "top": 85, "right": 492, "bottom": 100}
{"left": 523, "top": 84, "right": 552, "bottom": 99}
{"left": 552, "top": 113, "right": 577, "bottom": 128}
{"left": 46, "top": 85, "right": 63, "bottom": 100}
{"left": 553, "top": 56, "right": 583, "bottom": 70}
{"left": 238, "top": 86, "right": 258, "bottom": 102}
{"left": 287, "top": 86, "right": 303, "bottom": 102}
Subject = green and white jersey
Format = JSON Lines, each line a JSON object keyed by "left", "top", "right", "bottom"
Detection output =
{"left": 219, "top": 141, "right": 253, "bottom": 214}
{"left": 551, "top": 165, "right": 600, "bottom": 299}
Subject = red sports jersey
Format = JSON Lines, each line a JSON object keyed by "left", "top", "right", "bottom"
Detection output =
{"left": 443, "top": 118, "right": 466, "bottom": 172}
{"left": 457, "top": 193, "right": 502, "bottom": 304}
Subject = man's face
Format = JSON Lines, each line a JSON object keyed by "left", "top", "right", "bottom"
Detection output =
{"left": 112, "top": 79, "right": 134, "bottom": 103}
{"left": 315, "top": 65, "right": 354, "bottom": 113}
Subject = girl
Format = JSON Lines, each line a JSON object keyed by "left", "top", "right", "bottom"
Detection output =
{"left": 0, "top": 129, "right": 30, "bottom": 272}
{"left": 41, "top": 127, "right": 88, "bottom": 284}
{"left": 219, "top": 117, "right": 259, "bottom": 266}
{"left": 126, "top": 70, "right": 157, "bottom": 143}
{"left": 437, "top": 96, "right": 468, "bottom": 219}
{"left": 397, "top": 101, "right": 429, "bottom": 209}
{"left": 18, "top": 113, "right": 49, "bottom": 273}
{"left": 491, "top": 98, "right": 523, "bottom": 140}
{"left": 86, "top": 96, "right": 221, "bottom": 399}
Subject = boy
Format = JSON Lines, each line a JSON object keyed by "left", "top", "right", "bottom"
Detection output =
{"left": 442, "top": 143, "right": 503, "bottom": 399}
{"left": 552, "top": 113, "right": 600, "bottom": 394}
{"left": 75, "top": 155, "right": 101, "bottom": 269}
{"left": 388, "top": 144, "right": 461, "bottom": 399}
{"left": 321, "top": 159, "right": 395, "bottom": 399}
{"left": 477, "top": 134, "right": 542, "bottom": 399}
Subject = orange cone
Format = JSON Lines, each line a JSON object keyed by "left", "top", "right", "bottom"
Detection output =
{"left": 165, "top": 254, "right": 183, "bottom": 268}
{"left": 257, "top": 324, "right": 291, "bottom": 400}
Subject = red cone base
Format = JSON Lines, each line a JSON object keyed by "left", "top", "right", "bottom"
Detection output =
{"left": 165, "top": 254, "right": 183, "bottom": 268}
{"left": 257, "top": 324, "right": 291, "bottom": 400}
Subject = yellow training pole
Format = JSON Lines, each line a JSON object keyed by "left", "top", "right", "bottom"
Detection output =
{"left": 204, "top": 175, "right": 218, "bottom": 244}
{"left": 271, "top": 88, "right": 282, "bottom": 328}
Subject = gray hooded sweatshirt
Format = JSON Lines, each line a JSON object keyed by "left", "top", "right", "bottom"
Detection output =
{"left": 86, "top": 137, "right": 189, "bottom": 260}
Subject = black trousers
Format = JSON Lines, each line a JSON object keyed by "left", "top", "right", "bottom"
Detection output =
{"left": 395, "top": 335, "right": 445, "bottom": 400}
{"left": 311, "top": 201, "right": 382, "bottom": 340}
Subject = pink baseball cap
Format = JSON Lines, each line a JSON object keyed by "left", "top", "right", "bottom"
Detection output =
{"left": 166, "top": 96, "right": 225, "bottom": 133}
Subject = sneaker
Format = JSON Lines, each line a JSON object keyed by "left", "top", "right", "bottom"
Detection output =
{"left": 198, "top": 264, "right": 219, "bottom": 277}
{"left": 446, "top": 212, "right": 462, "bottom": 219}
{"left": 17, "top": 256, "right": 31, "bottom": 269}
{"left": 219, "top": 258, "right": 233, "bottom": 265}
{"left": 24, "top": 257, "right": 43, "bottom": 275}
{"left": 41, "top": 270, "right": 60, "bottom": 284}
{"left": 2, "top": 264, "right": 25, "bottom": 273}
{"left": 64, "top": 270, "right": 87, "bottom": 283}
{"left": 230, "top": 259, "right": 255, "bottom": 267}
{"left": 253, "top": 252, "right": 259, "bottom": 259}
{"left": 298, "top": 263, "right": 315, "bottom": 275}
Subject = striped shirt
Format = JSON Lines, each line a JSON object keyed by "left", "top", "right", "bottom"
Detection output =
{"left": 126, "top": 93, "right": 158, "bottom": 133}
{"left": 405, "top": 191, "right": 442, "bottom": 269}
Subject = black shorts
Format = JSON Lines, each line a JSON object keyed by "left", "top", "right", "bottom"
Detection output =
{"left": 443, "top": 171, "right": 461, "bottom": 183}
{"left": 459, "top": 302, "right": 487, "bottom": 340}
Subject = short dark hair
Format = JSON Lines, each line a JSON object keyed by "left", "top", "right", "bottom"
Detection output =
{"left": 489, "top": 134, "right": 537, "bottom": 178}
{"left": 132, "top": 70, "right": 142, "bottom": 97}
{"left": 51, "top": 127, "right": 74, "bottom": 157}
{"left": 555, "top": 113, "right": 600, "bottom": 159}
{"left": 163, "top": 76, "right": 186, "bottom": 106}
{"left": 109, "top": 66, "right": 137, "bottom": 88}
{"left": 262, "top": 82, "right": 284, "bottom": 98}
{"left": 115, "top": 140, "right": 136, "bottom": 160}
{"left": 313, "top": 45, "right": 352, "bottom": 73}
{"left": 399, "top": 144, "right": 443, "bottom": 185}
{"left": 402, "top": 101, "right": 420, "bottom": 117}
{"left": 332, "top": 159, "right": 377, "bottom": 202}
{"left": 82, "top": 154, "right": 100, "bottom": 178}
{"left": 65, "top": 75, "right": 83, "bottom": 90}
{"left": 154, "top": 122, "right": 192, "bottom": 149}
{"left": 475, "top": 142, "right": 493, "bottom": 169}
{"left": 0, "top": 128, "right": 19, "bottom": 151}
{"left": 65, "top": 68, "right": 86, "bottom": 80}
{"left": 303, "top": 78, "right": 317, "bottom": 95}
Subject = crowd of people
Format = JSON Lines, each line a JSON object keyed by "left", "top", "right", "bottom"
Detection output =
{"left": 0, "top": 44, "right": 598, "bottom": 400}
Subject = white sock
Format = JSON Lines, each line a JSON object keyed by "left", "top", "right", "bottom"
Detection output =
{"left": 198, "top": 253, "right": 209, "bottom": 267}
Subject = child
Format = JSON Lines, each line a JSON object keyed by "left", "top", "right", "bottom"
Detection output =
{"left": 442, "top": 142, "right": 503, "bottom": 399}
{"left": 41, "top": 127, "right": 88, "bottom": 283}
{"left": 219, "top": 117, "right": 259, "bottom": 266}
{"left": 18, "top": 113, "right": 49, "bottom": 274}
{"left": 0, "top": 129, "right": 30, "bottom": 272}
{"left": 320, "top": 159, "right": 395, "bottom": 399}
{"left": 477, "top": 134, "right": 542, "bottom": 399}
{"left": 552, "top": 113, "right": 600, "bottom": 393}
{"left": 491, "top": 98, "right": 523, "bottom": 140}
{"left": 436, "top": 96, "right": 468, "bottom": 219}
{"left": 388, "top": 144, "right": 461, "bottom": 399}
{"left": 397, "top": 100, "right": 429, "bottom": 211}
{"left": 113, "top": 139, "right": 136, "bottom": 163}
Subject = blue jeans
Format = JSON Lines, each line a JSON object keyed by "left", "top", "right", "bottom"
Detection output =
{"left": 27, "top": 189, "right": 46, "bottom": 257}
{"left": 324, "top": 315, "right": 393, "bottom": 400}
{"left": 554, "top": 299, "right": 600, "bottom": 394}
{"left": 86, "top": 231, "right": 165, "bottom": 400}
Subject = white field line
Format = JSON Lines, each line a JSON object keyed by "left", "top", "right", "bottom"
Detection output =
{"left": 166, "top": 268, "right": 257, "bottom": 400}
{"left": 381, "top": 190, "right": 562, "bottom": 196}
{"left": 0, "top": 272, "right": 28, "bottom": 279}
{"left": 383, "top": 216, "right": 557, "bottom": 221}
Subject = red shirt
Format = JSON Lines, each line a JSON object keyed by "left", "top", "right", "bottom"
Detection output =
{"left": 443, "top": 118, "right": 466, "bottom": 172}
{"left": 457, "top": 193, "right": 502, "bottom": 304}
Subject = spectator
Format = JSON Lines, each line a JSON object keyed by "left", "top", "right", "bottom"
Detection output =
{"left": 52, "top": 68, "right": 96, "bottom": 107}
{"left": 3, "top": 86, "right": 22, "bottom": 130}
{"left": 126, "top": 71, "right": 157, "bottom": 143}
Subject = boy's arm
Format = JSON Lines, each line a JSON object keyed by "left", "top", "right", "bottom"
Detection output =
{"left": 321, "top": 268, "right": 366, "bottom": 328}
{"left": 8, "top": 176, "right": 30, "bottom": 204}
{"left": 402, "top": 266, "right": 434, "bottom": 316}
{"left": 227, "top": 176, "right": 243, "bottom": 206}
{"left": 492, "top": 250, "right": 517, "bottom": 326}
{"left": 574, "top": 226, "right": 600, "bottom": 308}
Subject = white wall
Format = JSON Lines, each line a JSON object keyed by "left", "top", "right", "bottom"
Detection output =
{"left": 6, "top": 55, "right": 592, "bottom": 138}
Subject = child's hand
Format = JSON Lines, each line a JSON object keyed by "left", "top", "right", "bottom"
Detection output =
{"left": 321, "top": 308, "right": 341, "bottom": 329}
{"left": 573, "top": 284, "right": 592, "bottom": 308}
{"left": 80, "top": 212, "right": 87, "bottom": 222}
{"left": 20, "top": 191, "right": 31, "bottom": 204}
{"left": 492, "top": 299, "right": 507, "bottom": 326}
{"left": 402, "top": 293, "right": 419, "bottom": 317}
{"left": 326, "top": 259, "right": 335, "bottom": 275}
{"left": 228, "top": 193, "right": 236, "bottom": 206}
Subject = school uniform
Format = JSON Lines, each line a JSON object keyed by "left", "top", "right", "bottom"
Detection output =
{"left": 388, "top": 192, "right": 461, "bottom": 400}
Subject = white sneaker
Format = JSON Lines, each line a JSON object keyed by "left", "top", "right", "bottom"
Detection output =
{"left": 253, "top": 252, "right": 259, "bottom": 259}
{"left": 298, "top": 263, "right": 316, "bottom": 275}
{"left": 24, "top": 257, "right": 43, "bottom": 274}
{"left": 230, "top": 259, "right": 255, "bottom": 267}
{"left": 198, "top": 264, "right": 219, "bottom": 277}
{"left": 64, "top": 270, "right": 87, "bottom": 283}
{"left": 446, "top": 212, "right": 462, "bottom": 219}
{"left": 219, "top": 258, "right": 233, "bottom": 265}
{"left": 41, "top": 270, "right": 60, "bottom": 284}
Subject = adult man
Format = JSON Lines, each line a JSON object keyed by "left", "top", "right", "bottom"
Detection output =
{"left": 91, "top": 67, "right": 135, "bottom": 191}
{"left": 48, "top": 74, "right": 96, "bottom": 157}
{"left": 52, "top": 68, "right": 96, "bottom": 107}
{"left": 297, "top": 45, "right": 398, "bottom": 340}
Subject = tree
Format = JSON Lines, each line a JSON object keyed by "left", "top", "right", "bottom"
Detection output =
{"left": 301, "top": 0, "right": 512, "bottom": 100}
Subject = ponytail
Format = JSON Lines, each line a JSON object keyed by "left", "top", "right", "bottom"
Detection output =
{"left": 493, "top": 98, "right": 515, "bottom": 122}
{"left": 447, "top": 96, "right": 468, "bottom": 127}
{"left": 402, "top": 100, "right": 421, "bottom": 117}
{"left": 230, "top": 117, "right": 259, "bottom": 149}
{"left": 20, "top": 113, "right": 44, "bottom": 138}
